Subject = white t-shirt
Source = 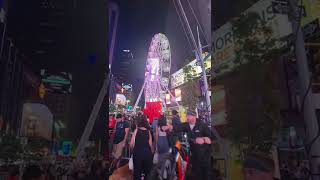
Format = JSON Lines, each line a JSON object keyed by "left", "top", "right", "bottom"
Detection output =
{"left": 189, "top": 124, "right": 195, "bottom": 130}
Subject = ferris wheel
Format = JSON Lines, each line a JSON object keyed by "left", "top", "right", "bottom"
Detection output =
{"left": 144, "top": 33, "right": 171, "bottom": 104}
{"left": 133, "top": 33, "right": 178, "bottom": 113}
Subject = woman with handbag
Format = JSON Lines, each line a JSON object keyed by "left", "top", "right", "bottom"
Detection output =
{"left": 130, "top": 116, "right": 153, "bottom": 180}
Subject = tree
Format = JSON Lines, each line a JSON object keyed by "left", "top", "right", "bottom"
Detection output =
{"left": 181, "top": 62, "right": 201, "bottom": 111}
{"left": 220, "top": 11, "right": 284, "bottom": 153}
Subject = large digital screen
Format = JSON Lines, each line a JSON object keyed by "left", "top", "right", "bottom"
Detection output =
{"left": 115, "top": 94, "right": 126, "bottom": 106}
{"left": 40, "top": 69, "right": 72, "bottom": 94}
{"left": 20, "top": 103, "right": 53, "bottom": 140}
{"left": 122, "top": 83, "right": 133, "bottom": 91}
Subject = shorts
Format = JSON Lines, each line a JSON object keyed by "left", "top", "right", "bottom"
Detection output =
{"left": 112, "top": 141, "right": 125, "bottom": 159}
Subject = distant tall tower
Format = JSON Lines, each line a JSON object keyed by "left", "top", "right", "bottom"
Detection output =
{"left": 109, "top": 2, "right": 119, "bottom": 70}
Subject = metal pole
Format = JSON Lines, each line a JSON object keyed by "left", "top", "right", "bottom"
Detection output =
{"left": 133, "top": 80, "right": 146, "bottom": 112}
{"left": 196, "top": 26, "right": 211, "bottom": 127}
{"left": 288, "top": 0, "right": 320, "bottom": 179}
{"left": 175, "top": 0, "right": 229, "bottom": 179}
{"left": 109, "top": 2, "right": 119, "bottom": 68}
{"left": 75, "top": 76, "right": 109, "bottom": 160}
{"left": 176, "top": 0, "right": 219, "bottom": 138}
{"left": 0, "top": 22, "right": 6, "bottom": 58}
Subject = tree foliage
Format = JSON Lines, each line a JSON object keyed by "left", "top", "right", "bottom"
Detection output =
{"left": 181, "top": 62, "right": 201, "bottom": 111}
{"left": 223, "top": 11, "right": 283, "bottom": 153}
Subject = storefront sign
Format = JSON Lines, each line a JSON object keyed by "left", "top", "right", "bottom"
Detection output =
{"left": 213, "top": 23, "right": 235, "bottom": 69}
{"left": 213, "top": 0, "right": 292, "bottom": 77}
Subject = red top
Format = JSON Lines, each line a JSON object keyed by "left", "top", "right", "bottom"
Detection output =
{"left": 109, "top": 118, "right": 116, "bottom": 129}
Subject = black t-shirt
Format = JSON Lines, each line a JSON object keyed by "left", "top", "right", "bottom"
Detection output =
{"left": 113, "top": 121, "right": 129, "bottom": 144}
{"left": 173, "top": 120, "right": 214, "bottom": 162}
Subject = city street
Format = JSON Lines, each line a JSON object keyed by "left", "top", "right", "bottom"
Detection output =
{"left": 0, "top": 0, "right": 320, "bottom": 180}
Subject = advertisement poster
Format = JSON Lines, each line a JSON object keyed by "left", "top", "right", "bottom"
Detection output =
{"left": 20, "top": 103, "right": 53, "bottom": 140}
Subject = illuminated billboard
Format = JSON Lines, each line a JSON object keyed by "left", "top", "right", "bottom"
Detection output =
{"left": 171, "top": 52, "right": 211, "bottom": 88}
{"left": 165, "top": 94, "right": 171, "bottom": 104}
{"left": 175, "top": 89, "right": 182, "bottom": 102}
{"left": 40, "top": 69, "right": 72, "bottom": 94}
{"left": 122, "top": 83, "right": 133, "bottom": 91}
{"left": 115, "top": 94, "right": 126, "bottom": 106}
{"left": 20, "top": 103, "right": 53, "bottom": 140}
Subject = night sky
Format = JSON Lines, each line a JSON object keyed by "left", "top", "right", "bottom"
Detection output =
{"left": 112, "top": 0, "right": 208, "bottom": 100}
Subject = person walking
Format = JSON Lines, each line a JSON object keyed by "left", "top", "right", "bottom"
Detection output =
{"left": 111, "top": 113, "right": 130, "bottom": 169}
{"left": 170, "top": 110, "right": 182, "bottom": 146}
{"left": 164, "top": 109, "right": 214, "bottom": 180}
{"left": 171, "top": 110, "right": 181, "bottom": 126}
{"left": 109, "top": 114, "right": 117, "bottom": 130}
{"left": 130, "top": 116, "right": 153, "bottom": 180}
{"left": 155, "top": 115, "right": 170, "bottom": 161}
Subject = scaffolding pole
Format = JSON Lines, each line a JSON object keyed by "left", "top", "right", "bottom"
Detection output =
{"left": 174, "top": 0, "right": 229, "bottom": 179}
{"left": 288, "top": 0, "right": 320, "bottom": 178}
{"left": 75, "top": 75, "right": 109, "bottom": 160}
{"left": 175, "top": 0, "right": 211, "bottom": 125}
{"left": 133, "top": 80, "right": 146, "bottom": 112}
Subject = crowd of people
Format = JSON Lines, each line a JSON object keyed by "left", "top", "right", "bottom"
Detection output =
{"left": 2, "top": 159, "right": 110, "bottom": 180}
{"left": 0, "top": 109, "right": 284, "bottom": 180}
{"left": 108, "top": 109, "right": 215, "bottom": 180}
